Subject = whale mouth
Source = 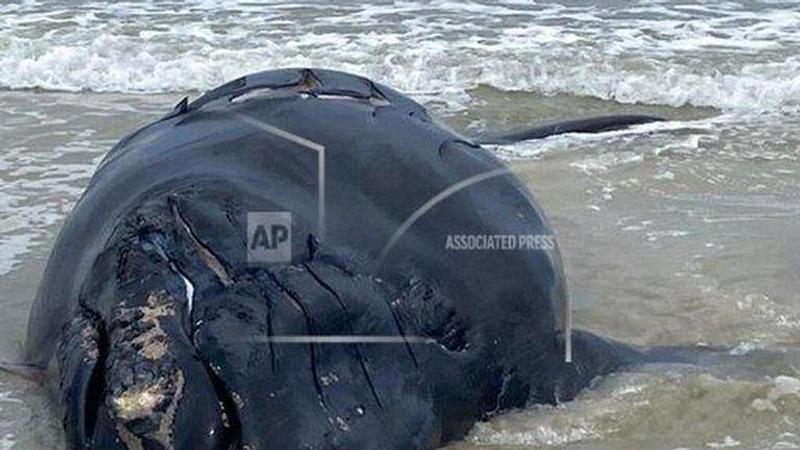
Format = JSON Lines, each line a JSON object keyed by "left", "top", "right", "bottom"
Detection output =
{"left": 221, "top": 68, "right": 394, "bottom": 109}
{"left": 231, "top": 87, "right": 393, "bottom": 107}
{"left": 229, "top": 86, "right": 298, "bottom": 103}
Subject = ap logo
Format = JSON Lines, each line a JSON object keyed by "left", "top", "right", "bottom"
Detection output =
{"left": 247, "top": 212, "right": 292, "bottom": 264}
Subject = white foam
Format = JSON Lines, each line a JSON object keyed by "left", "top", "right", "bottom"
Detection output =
{"left": 0, "top": 1, "right": 798, "bottom": 113}
{"left": 0, "top": 433, "right": 15, "bottom": 450}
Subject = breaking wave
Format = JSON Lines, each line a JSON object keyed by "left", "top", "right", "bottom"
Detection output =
{"left": 0, "top": 0, "right": 798, "bottom": 113}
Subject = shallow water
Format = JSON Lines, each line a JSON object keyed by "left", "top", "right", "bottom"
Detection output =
{"left": 1, "top": 1, "right": 799, "bottom": 449}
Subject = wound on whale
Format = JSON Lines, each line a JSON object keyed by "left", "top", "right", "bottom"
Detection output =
{"left": 23, "top": 68, "right": 668, "bottom": 449}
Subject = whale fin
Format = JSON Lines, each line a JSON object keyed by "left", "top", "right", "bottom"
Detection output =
{"left": 477, "top": 114, "right": 664, "bottom": 145}
{"left": 0, "top": 361, "right": 47, "bottom": 384}
{"left": 637, "top": 343, "right": 791, "bottom": 379}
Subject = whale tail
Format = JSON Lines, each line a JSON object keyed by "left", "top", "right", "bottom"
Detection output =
{"left": 476, "top": 114, "right": 664, "bottom": 145}
{"left": 552, "top": 330, "right": 781, "bottom": 405}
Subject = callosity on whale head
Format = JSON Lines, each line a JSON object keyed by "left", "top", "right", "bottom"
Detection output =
{"left": 25, "top": 68, "right": 640, "bottom": 449}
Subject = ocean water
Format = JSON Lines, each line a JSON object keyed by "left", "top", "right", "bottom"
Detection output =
{"left": 0, "top": 1, "right": 799, "bottom": 448}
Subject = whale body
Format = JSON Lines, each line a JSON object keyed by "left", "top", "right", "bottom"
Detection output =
{"left": 25, "top": 68, "right": 658, "bottom": 449}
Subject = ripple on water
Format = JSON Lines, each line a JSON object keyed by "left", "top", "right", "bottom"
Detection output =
{"left": 0, "top": 385, "right": 21, "bottom": 450}
{"left": 0, "top": 93, "right": 170, "bottom": 277}
{"left": 454, "top": 369, "right": 800, "bottom": 449}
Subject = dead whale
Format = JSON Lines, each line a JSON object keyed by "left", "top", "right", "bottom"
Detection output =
{"left": 23, "top": 68, "right": 665, "bottom": 449}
